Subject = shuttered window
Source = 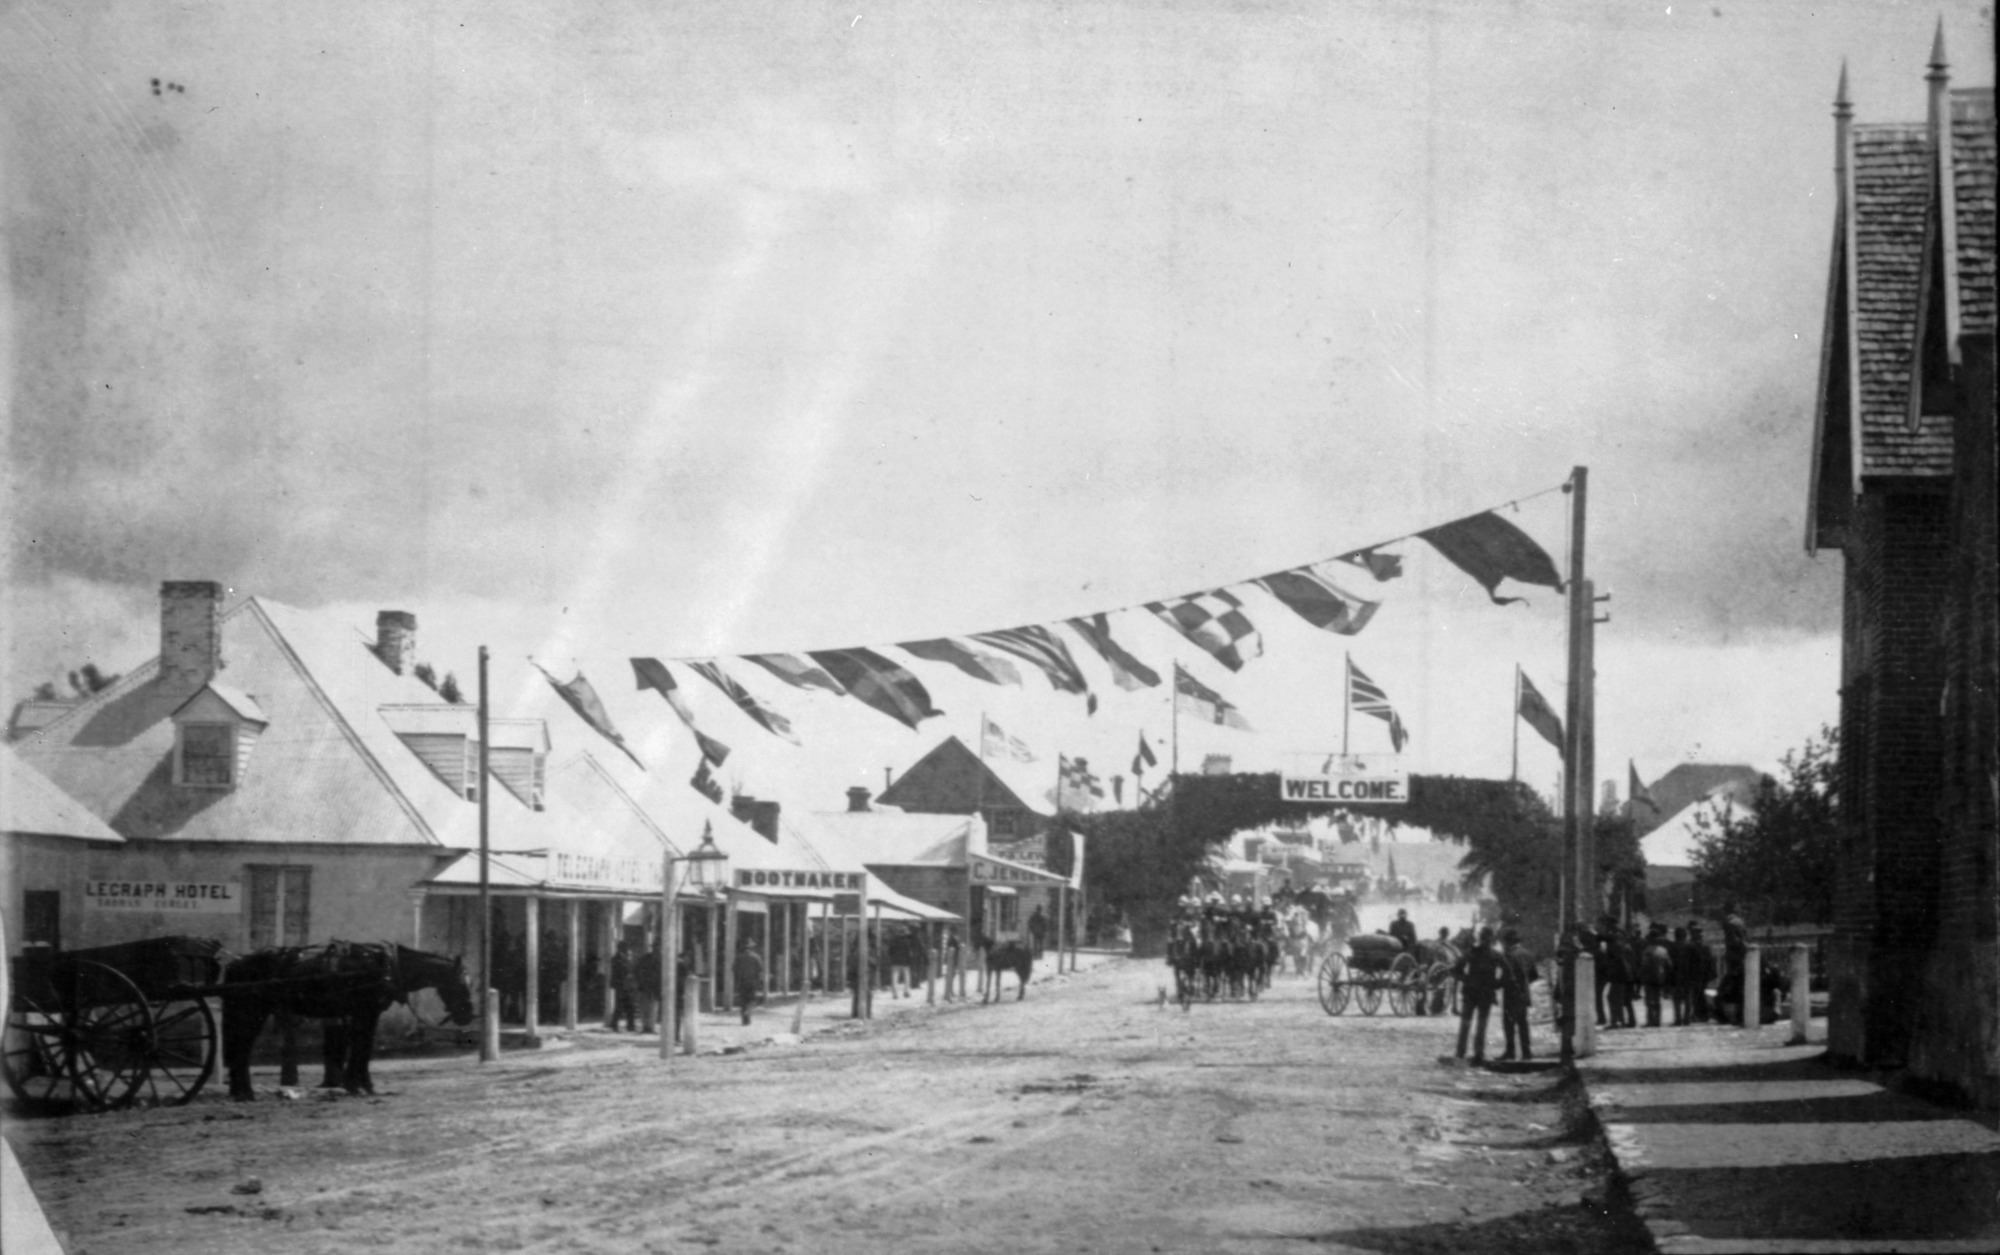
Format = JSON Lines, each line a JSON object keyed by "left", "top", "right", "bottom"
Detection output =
{"left": 179, "top": 723, "right": 235, "bottom": 786}
{"left": 247, "top": 865, "right": 311, "bottom": 948}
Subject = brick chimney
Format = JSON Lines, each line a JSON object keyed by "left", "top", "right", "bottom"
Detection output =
{"left": 846, "top": 786, "right": 872, "bottom": 813}
{"left": 375, "top": 611, "right": 416, "bottom": 675}
{"left": 731, "top": 795, "right": 781, "bottom": 842}
{"left": 159, "top": 581, "right": 223, "bottom": 693}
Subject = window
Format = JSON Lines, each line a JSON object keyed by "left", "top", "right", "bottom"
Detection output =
{"left": 178, "top": 723, "right": 235, "bottom": 787}
{"left": 996, "top": 894, "right": 1019, "bottom": 932}
{"left": 988, "top": 808, "right": 1017, "bottom": 837}
{"left": 247, "top": 866, "right": 311, "bottom": 948}
{"left": 23, "top": 890, "right": 60, "bottom": 950}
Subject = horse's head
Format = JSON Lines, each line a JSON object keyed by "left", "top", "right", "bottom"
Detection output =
{"left": 396, "top": 945, "right": 477, "bottom": 1026}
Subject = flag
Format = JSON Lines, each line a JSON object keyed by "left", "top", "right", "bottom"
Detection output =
{"left": 1069, "top": 830, "right": 1086, "bottom": 890}
{"left": 1173, "top": 662, "right": 1253, "bottom": 731}
{"left": 969, "top": 626, "right": 1092, "bottom": 698}
{"left": 631, "top": 658, "right": 732, "bottom": 765}
{"left": 1147, "top": 589, "right": 1262, "bottom": 671}
{"left": 742, "top": 653, "right": 847, "bottom": 696}
{"left": 1253, "top": 566, "right": 1381, "bottom": 636}
{"left": 807, "top": 648, "right": 944, "bottom": 730}
{"left": 979, "top": 715, "right": 1037, "bottom": 763}
{"left": 1629, "top": 761, "right": 1660, "bottom": 813}
{"left": 689, "top": 758, "right": 724, "bottom": 804}
{"left": 899, "top": 638, "right": 1024, "bottom": 688}
{"left": 1336, "top": 548, "right": 1404, "bottom": 581}
{"left": 1417, "top": 511, "right": 1564, "bottom": 605}
{"left": 1110, "top": 775, "right": 1124, "bottom": 806}
{"left": 536, "top": 663, "right": 645, "bottom": 770}
{"left": 1048, "top": 755, "right": 1105, "bottom": 812}
{"left": 686, "top": 659, "right": 800, "bottom": 745}
{"left": 1516, "top": 670, "right": 1564, "bottom": 751}
{"left": 1133, "top": 731, "right": 1158, "bottom": 776}
{"left": 1064, "top": 614, "right": 1161, "bottom": 690}
{"left": 1347, "top": 658, "right": 1408, "bottom": 752}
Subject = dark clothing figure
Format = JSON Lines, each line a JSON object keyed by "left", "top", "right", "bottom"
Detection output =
{"left": 1719, "top": 912, "right": 1749, "bottom": 1025}
{"left": 672, "top": 949, "right": 697, "bottom": 1041}
{"left": 1388, "top": 912, "right": 1418, "bottom": 953}
{"left": 1453, "top": 931, "right": 1510, "bottom": 1061}
{"left": 1685, "top": 926, "right": 1713, "bottom": 1021}
{"left": 539, "top": 930, "right": 569, "bottom": 1022}
{"left": 1639, "top": 928, "right": 1673, "bottom": 1028}
{"left": 1668, "top": 928, "right": 1695, "bottom": 1025}
{"left": 1027, "top": 907, "right": 1050, "bottom": 958}
{"left": 1500, "top": 936, "right": 1534, "bottom": 1060}
{"left": 608, "top": 942, "right": 640, "bottom": 1032}
{"left": 639, "top": 945, "right": 663, "bottom": 1033}
{"left": 733, "top": 946, "right": 765, "bottom": 1026}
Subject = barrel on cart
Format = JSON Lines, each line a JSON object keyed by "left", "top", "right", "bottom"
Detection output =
{"left": 3, "top": 936, "right": 224, "bottom": 1112}
{"left": 1315, "top": 933, "right": 1431, "bottom": 1017}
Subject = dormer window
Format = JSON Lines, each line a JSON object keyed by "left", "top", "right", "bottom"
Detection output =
{"left": 170, "top": 683, "right": 268, "bottom": 790}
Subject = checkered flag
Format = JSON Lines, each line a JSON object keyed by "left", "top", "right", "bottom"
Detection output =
{"left": 1147, "top": 589, "right": 1263, "bottom": 672}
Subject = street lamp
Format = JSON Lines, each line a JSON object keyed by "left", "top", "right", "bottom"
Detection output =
{"left": 660, "top": 823, "right": 731, "bottom": 1061}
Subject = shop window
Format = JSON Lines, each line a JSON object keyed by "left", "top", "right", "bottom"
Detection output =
{"left": 247, "top": 865, "right": 311, "bottom": 948}
{"left": 996, "top": 894, "right": 1020, "bottom": 932}
{"left": 177, "top": 723, "right": 236, "bottom": 787}
{"left": 988, "top": 808, "right": 1017, "bottom": 837}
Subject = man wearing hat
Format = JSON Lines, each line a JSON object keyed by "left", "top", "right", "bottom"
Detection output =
{"left": 1452, "top": 926, "right": 1511, "bottom": 1063}
{"left": 1498, "top": 928, "right": 1535, "bottom": 1061}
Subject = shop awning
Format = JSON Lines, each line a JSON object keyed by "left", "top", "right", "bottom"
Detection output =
{"left": 869, "top": 880, "right": 960, "bottom": 923}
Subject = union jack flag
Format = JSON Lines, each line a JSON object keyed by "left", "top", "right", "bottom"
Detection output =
{"left": 1147, "top": 589, "right": 1263, "bottom": 672}
{"left": 1347, "top": 658, "right": 1409, "bottom": 752}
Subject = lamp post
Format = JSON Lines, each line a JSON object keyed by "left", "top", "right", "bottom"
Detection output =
{"left": 660, "top": 824, "right": 729, "bottom": 1061}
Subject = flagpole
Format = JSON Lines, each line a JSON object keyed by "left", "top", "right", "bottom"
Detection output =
{"left": 477, "top": 645, "right": 494, "bottom": 1065}
{"left": 1511, "top": 665, "right": 1521, "bottom": 784}
{"left": 1342, "top": 653, "right": 1352, "bottom": 758}
{"left": 975, "top": 712, "right": 987, "bottom": 825}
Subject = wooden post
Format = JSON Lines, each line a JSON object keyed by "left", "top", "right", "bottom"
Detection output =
{"left": 1743, "top": 945, "right": 1763, "bottom": 1030}
{"left": 926, "top": 921, "right": 938, "bottom": 1005}
{"left": 660, "top": 850, "right": 678, "bottom": 1062}
{"left": 563, "top": 898, "right": 580, "bottom": 1031}
{"left": 1789, "top": 943, "right": 1812, "bottom": 1044}
{"left": 704, "top": 904, "right": 720, "bottom": 1013}
{"left": 523, "top": 895, "right": 541, "bottom": 1043}
{"left": 477, "top": 646, "right": 494, "bottom": 1063}
{"left": 722, "top": 898, "right": 739, "bottom": 1012}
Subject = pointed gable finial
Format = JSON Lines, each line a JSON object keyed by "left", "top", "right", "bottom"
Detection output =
{"left": 1926, "top": 22, "right": 1949, "bottom": 143}
{"left": 1928, "top": 17, "right": 1947, "bottom": 72}
{"left": 1834, "top": 60, "right": 1852, "bottom": 117}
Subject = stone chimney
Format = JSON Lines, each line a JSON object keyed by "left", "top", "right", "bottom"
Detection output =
{"left": 730, "top": 796, "right": 781, "bottom": 842}
{"left": 375, "top": 611, "right": 416, "bottom": 675}
{"left": 846, "top": 786, "right": 872, "bottom": 813}
{"left": 159, "top": 581, "right": 223, "bottom": 693}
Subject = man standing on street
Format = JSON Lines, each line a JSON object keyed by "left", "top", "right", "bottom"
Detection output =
{"left": 1639, "top": 924, "right": 1674, "bottom": 1028}
{"left": 1452, "top": 926, "right": 1510, "bottom": 1063}
{"left": 1498, "top": 928, "right": 1534, "bottom": 1061}
{"left": 608, "top": 939, "right": 640, "bottom": 1033}
{"left": 733, "top": 941, "right": 764, "bottom": 1027}
{"left": 1028, "top": 905, "right": 1050, "bottom": 959}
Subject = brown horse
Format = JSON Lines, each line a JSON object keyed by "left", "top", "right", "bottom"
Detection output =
{"left": 978, "top": 936, "right": 1034, "bottom": 1003}
{"left": 221, "top": 941, "right": 473, "bottom": 1100}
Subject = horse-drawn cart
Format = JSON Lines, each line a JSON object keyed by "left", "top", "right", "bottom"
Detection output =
{"left": 1315, "top": 933, "right": 1441, "bottom": 1017}
{"left": 4, "top": 936, "right": 224, "bottom": 1112}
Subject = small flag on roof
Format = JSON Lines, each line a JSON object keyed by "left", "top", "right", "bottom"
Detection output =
{"left": 1346, "top": 657, "right": 1408, "bottom": 753}
{"left": 1133, "top": 731, "right": 1158, "bottom": 776}
{"left": 1629, "top": 761, "right": 1660, "bottom": 814}
{"left": 1516, "top": 669, "right": 1564, "bottom": 752}
{"left": 535, "top": 663, "right": 646, "bottom": 770}
{"left": 980, "top": 714, "right": 1037, "bottom": 763}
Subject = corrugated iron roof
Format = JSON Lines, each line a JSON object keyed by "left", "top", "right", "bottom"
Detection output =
{"left": 804, "top": 810, "right": 978, "bottom": 867}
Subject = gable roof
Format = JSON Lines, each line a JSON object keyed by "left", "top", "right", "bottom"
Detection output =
{"left": 1851, "top": 122, "right": 1954, "bottom": 479}
{"left": 1, "top": 745, "right": 123, "bottom": 843}
{"left": 1631, "top": 763, "right": 1763, "bottom": 841}
{"left": 878, "top": 735, "right": 1054, "bottom": 819}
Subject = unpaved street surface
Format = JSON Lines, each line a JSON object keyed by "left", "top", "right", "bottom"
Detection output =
{"left": 6, "top": 959, "right": 1649, "bottom": 1254}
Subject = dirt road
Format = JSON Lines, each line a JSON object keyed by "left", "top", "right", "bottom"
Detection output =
{"left": 5, "top": 958, "right": 1648, "bottom": 1255}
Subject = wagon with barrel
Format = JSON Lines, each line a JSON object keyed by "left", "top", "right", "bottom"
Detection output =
{"left": 4, "top": 935, "right": 225, "bottom": 1112}
{"left": 1315, "top": 933, "right": 1454, "bottom": 1017}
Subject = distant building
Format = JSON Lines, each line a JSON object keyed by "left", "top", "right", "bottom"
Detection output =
{"left": 1805, "top": 39, "right": 1995, "bottom": 1106}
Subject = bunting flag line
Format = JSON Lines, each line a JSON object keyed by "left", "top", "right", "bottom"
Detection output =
{"left": 1173, "top": 662, "right": 1253, "bottom": 731}
{"left": 690, "top": 758, "right": 724, "bottom": 804}
{"left": 630, "top": 658, "right": 732, "bottom": 766}
{"left": 1629, "top": 761, "right": 1660, "bottom": 813}
{"left": 1416, "top": 511, "right": 1564, "bottom": 605}
{"left": 899, "top": 637, "right": 1025, "bottom": 688}
{"left": 1253, "top": 566, "right": 1381, "bottom": 636}
{"left": 1148, "top": 589, "right": 1263, "bottom": 672}
{"left": 1516, "top": 670, "right": 1565, "bottom": 751}
{"left": 1346, "top": 658, "right": 1409, "bottom": 752}
{"left": 980, "top": 714, "right": 1038, "bottom": 763}
{"left": 1133, "top": 731, "right": 1158, "bottom": 776}
{"left": 1064, "top": 614, "right": 1162, "bottom": 690}
{"left": 686, "top": 659, "right": 800, "bottom": 746}
{"left": 970, "top": 626, "right": 1093, "bottom": 698}
{"left": 807, "top": 648, "right": 944, "bottom": 730}
{"left": 742, "top": 653, "right": 848, "bottom": 696}
{"left": 536, "top": 663, "right": 646, "bottom": 770}
{"left": 1336, "top": 547, "right": 1404, "bottom": 582}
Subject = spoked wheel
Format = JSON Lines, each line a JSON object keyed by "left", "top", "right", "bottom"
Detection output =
{"left": 139, "top": 997, "right": 216, "bottom": 1106}
{"left": 4, "top": 989, "right": 86, "bottom": 1110}
{"left": 1355, "top": 977, "right": 1384, "bottom": 1017}
{"left": 1316, "top": 954, "right": 1350, "bottom": 1016}
{"left": 1387, "top": 954, "right": 1420, "bottom": 1017}
{"left": 65, "top": 961, "right": 154, "bottom": 1112}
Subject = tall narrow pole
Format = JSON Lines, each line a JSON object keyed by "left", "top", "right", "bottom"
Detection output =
{"left": 1564, "top": 467, "right": 1589, "bottom": 923}
{"left": 1510, "top": 665, "right": 1521, "bottom": 784}
{"left": 659, "top": 849, "right": 678, "bottom": 1061}
{"left": 1342, "top": 653, "right": 1352, "bottom": 757}
{"left": 1580, "top": 578, "right": 1599, "bottom": 920}
{"left": 477, "top": 646, "right": 494, "bottom": 1063}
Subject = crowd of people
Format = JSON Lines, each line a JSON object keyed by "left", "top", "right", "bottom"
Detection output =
{"left": 1573, "top": 907, "right": 1783, "bottom": 1031}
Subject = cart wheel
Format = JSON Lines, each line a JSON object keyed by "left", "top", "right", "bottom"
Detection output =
{"left": 4, "top": 990, "right": 88, "bottom": 1110}
{"left": 65, "top": 961, "right": 154, "bottom": 1112}
{"left": 1316, "top": 954, "right": 1350, "bottom": 1016}
{"left": 139, "top": 998, "right": 216, "bottom": 1106}
{"left": 1387, "top": 954, "right": 1420, "bottom": 1017}
{"left": 1356, "top": 978, "right": 1383, "bottom": 1016}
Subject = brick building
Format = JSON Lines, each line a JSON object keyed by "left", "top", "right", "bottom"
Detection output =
{"left": 1806, "top": 37, "right": 1996, "bottom": 1106}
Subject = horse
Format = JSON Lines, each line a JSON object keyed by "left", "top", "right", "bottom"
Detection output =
{"left": 977, "top": 936, "right": 1034, "bottom": 1003}
{"left": 1166, "top": 920, "right": 1204, "bottom": 1009}
{"left": 221, "top": 941, "right": 475, "bottom": 1100}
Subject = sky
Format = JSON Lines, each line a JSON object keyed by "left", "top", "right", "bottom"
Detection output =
{"left": 3, "top": 0, "right": 1991, "bottom": 823}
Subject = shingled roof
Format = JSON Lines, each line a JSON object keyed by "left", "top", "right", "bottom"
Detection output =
{"left": 1952, "top": 89, "right": 1996, "bottom": 337}
{"left": 1851, "top": 122, "right": 1954, "bottom": 478}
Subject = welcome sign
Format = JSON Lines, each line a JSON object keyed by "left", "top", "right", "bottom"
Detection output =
{"left": 1279, "top": 763, "right": 1408, "bottom": 804}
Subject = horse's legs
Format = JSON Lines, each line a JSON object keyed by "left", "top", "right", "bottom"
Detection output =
{"left": 221, "top": 999, "right": 268, "bottom": 1101}
{"left": 347, "top": 1007, "right": 381, "bottom": 1094}
{"left": 279, "top": 1009, "right": 304, "bottom": 1088}
{"left": 319, "top": 1016, "right": 347, "bottom": 1089}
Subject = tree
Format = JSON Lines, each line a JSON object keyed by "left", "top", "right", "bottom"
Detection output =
{"left": 412, "top": 661, "right": 439, "bottom": 691}
{"left": 1690, "top": 725, "right": 1838, "bottom": 927}
{"left": 66, "top": 664, "right": 118, "bottom": 697}
{"left": 31, "top": 682, "right": 59, "bottom": 701}
{"left": 438, "top": 672, "right": 464, "bottom": 704}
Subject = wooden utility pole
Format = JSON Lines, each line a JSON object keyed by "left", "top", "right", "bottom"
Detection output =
{"left": 477, "top": 646, "right": 494, "bottom": 1063}
{"left": 1563, "top": 469, "right": 1590, "bottom": 927}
